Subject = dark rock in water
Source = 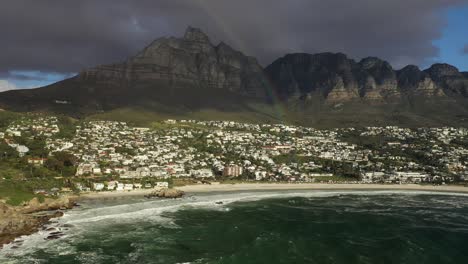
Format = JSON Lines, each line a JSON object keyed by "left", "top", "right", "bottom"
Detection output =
{"left": 46, "top": 234, "right": 63, "bottom": 240}
{"left": 46, "top": 231, "right": 64, "bottom": 240}
{"left": 215, "top": 201, "right": 224, "bottom": 205}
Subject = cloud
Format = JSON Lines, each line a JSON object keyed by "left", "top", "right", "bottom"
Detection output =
{"left": 0, "top": 80, "right": 19, "bottom": 92}
{"left": 0, "top": 0, "right": 466, "bottom": 76}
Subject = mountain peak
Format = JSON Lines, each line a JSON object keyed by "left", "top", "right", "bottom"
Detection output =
{"left": 183, "top": 26, "right": 211, "bottom": 43}
{"left": 359, "top": 57, "right": 392, "bottom": 70}
{"left": 425, "top": 63, "right": 461, "bottom": 79}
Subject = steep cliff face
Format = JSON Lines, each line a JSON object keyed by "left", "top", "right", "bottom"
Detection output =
{"left": 265, "top": 53, "right": 467, "bottom": 104}
{"left": 357, "top": 57, "right": 400, "bottom": 101}
{"left": 265, "top": 53, "right": 360, "bottom": 102}
{"left": 424, "top": 64, "right": 468, "bottom": 97}
{"left": 266, "top": 53, "right": 403, "bottom": 103}
{"left": 80, "top": 27, "right": 268, "bottom": 98}
{"left": 397, "top": 65, "right": 445, "bottom": 97}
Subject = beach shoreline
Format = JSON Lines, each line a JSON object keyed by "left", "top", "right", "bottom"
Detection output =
{"left": 179, "top": 183, "right": 468, "bottom": 195}
{"left": 2, "top": 183, "right": 468, "bottom": 250}
{"left": 75, "top": 183, "right": 468, "bottom": 201}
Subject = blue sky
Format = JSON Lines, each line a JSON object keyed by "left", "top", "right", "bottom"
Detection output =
{"left": 5, "top": 71, "right": 75, "bottom": 89}
{"left": 432, "top": 4, "right": 468, "bottom": 71}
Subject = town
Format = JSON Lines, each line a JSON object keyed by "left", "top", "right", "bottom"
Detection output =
{"left": 0, "top": 113, "right": 467, "bottom": 199}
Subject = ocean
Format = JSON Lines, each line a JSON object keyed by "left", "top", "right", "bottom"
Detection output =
{"left": 1, "top": 190, "right": 468, "bottom": 263}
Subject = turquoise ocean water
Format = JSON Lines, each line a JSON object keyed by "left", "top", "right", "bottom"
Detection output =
{"left": 1, "top": 190, "right": 468, "bottom": 263}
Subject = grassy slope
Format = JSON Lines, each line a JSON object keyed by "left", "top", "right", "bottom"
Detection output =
{"left": 87, "top": 103, "right": 287, "bottom": 127}
{"left": 286, "top": 98, "right": 468, "bottom": 128}
{"left": 0, "top": 180, "right": 37, "bottom": 206}
{"left": 86, "top": 99, "right": 468, "bottom": 128}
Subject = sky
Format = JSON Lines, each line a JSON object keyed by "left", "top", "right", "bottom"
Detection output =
{"left": 432, "top": 4, "right": 468, "bottom": 70}
{"left": 0, "top": 0, "right": 468, "bottom": 92}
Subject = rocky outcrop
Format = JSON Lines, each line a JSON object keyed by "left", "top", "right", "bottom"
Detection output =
{"left": 21, "top": 196, "right": 75, "bottom": 214}
{"left": 0, "top": 197, "right": 75, "bottom": 248}
{"left": 145, "top": 189, "right": 185, "bottom": 199}
{"left": 0, "top": 202, "right": 38, "bottom": 246}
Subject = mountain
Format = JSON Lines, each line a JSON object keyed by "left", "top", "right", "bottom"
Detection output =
{"left": 0, "top": 27, "right": 467, "bottom": 127}
{"left": 265, "top": 53, "right": 468, "bottom": 127}
{"left": 0, "top": 27, "right": 272, "bottom": 116}
{"left": 265, "top": 53, "right": 463, "bottom": 102}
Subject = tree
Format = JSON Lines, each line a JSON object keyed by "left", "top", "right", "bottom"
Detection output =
{"left": 0, "top": 141, "right": 17, "bottom": 159}
{"left": 45, "top": 151, "right": 77, "bottom": 176}
{"left": 53, "top": 151, "right": 77, "bottom": 167}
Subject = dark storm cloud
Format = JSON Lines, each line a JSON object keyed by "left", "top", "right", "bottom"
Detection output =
{"left": 0, "top": 0, "right": 466, "bottom": 77}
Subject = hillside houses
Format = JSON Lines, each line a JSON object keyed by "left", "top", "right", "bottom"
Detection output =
{"left": 2, "top": 115, "right": 462, "bottom": 186}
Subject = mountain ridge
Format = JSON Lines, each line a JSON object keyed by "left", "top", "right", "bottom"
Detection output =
{"left": 0, "top": 27, "right": 467, "bottom": 127}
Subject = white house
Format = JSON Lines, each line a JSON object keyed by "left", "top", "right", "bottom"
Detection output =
{"left": 116, "top": 183, "right": 125, "bottom": 191}
{"left": 107, "top": 181, "right": 117, "bottom": 191}
{"left": 190, "top": 169, "right": 214, "bottom": 178}
{"left": 156, "top": 182, "right": 169, "bottom": 188}
{"left": 93, "top": 183, "right": 105, "bottom": 191}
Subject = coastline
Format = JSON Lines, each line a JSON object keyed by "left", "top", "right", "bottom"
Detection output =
{"left": 177, "top": 183, "right": 468, "bottom": 194}
{"left": 76, "top": 183, "right": 468, "bottom": 201}
{"left": 2, "top": 183, "right": 468, "bottom": 249}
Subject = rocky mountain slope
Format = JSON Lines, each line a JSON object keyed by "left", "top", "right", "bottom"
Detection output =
{"left": 265, "top": 53, "right": 467, "bottom": 103}
{"left": 0, "top": 27, "right": 467, "bottom": 127}
{"left": 0, "top": 27, "right": 270, "bottom": 114}
{"left": 264, "top": 53, "right": 468, "bottom": 127}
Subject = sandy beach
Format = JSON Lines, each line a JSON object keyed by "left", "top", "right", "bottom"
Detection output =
{"left": 75, "top": 183, "right": 468, "bottom": 200}
{"left": 178, "top": 183, "right": 468, "bottom": 194}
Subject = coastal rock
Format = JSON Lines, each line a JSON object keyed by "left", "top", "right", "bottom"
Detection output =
{"left": 0, "top": 197, "right": 74, "bottom": 248}
{"left": 146, "top": 189, "right": 185, "bottom": 199}
{"left": 21, "top": 196, "right": 75, "bottom": 214}
{"left": 0, "top": 202, "right": 39, "bottom": 247}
